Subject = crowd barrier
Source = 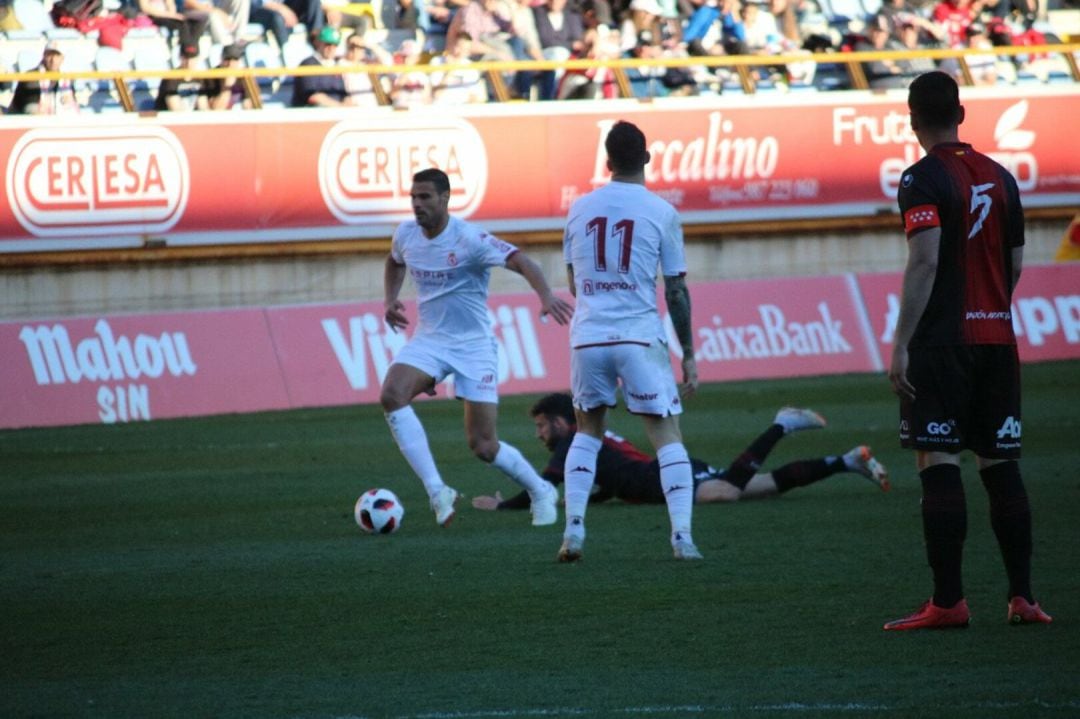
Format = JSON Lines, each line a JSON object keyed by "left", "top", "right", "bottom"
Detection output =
{"left": 2, "top": 263, "right": 1077, "bottom": 429}
{"left": 1, "top": 43, "right": 1078, "bottom": 110}
{"left": 2, "top": 84, "right": 1078, "bottom": 254}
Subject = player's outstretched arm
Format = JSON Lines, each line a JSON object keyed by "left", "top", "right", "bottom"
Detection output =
{"left": 505, "top": 251, "right": 574, "bottom": 325}
{"left": 664, "top": 274, "right": 698, "bottom": 397}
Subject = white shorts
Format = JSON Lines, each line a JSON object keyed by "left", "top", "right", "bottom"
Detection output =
{"left": 392, "top": 335, "right": 499, "bottom": 404}
{"left": 570, "top": 342, "right": 683, "bottom": 416}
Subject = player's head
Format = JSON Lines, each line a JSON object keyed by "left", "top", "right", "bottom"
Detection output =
{"left": 605, "top": 121, "right": 650, "bottom": 178}
{"left": 530, "top": 393, "right": 576, "bottom": 450}
{"left": 907, "top": 71, "right": 964, "bottom": 134}
{"left": 410, "top": 168, "right": 451, "bottom": 235}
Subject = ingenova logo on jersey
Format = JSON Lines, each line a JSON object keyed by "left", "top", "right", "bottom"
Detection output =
{"left": 318, "top": 116, "right": 488, "bottom": 224}
{"left": 6, "top": 126, "right": 190, "bottom": 237}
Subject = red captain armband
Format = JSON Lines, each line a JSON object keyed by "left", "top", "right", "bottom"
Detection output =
{"left": 903, "top": 204, "right": 941, "bottom": 234}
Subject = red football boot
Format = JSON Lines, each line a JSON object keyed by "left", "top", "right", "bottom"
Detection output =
{"left": 884, "top": 598, "right": 970, "bottom": 631}
{"left": 1007, "top": 597, "right": 1052, "bottom": 625}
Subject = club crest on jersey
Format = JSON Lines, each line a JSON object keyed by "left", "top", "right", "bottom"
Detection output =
{"left": 447, "top": 252, "right": 458, "bottom": 266}
{"left": 583, "top": 279, "right": 594, "bottom": 295}
{"left": 902, "top": 173, "right": 914, "bottom": 187}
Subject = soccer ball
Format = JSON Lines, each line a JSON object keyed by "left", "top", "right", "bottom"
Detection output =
{"left": 354, "top": 488, "right": 405, "bottom": 534}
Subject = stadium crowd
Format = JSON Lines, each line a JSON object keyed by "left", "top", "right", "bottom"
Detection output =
{"left": 1, "top": 0, "right": 1077, "bottom": 111}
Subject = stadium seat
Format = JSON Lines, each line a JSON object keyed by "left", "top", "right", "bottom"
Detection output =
{"left": 1, "top": 29, "right": 46, "bottom": 72}
{"left": 13, "top": 0, "right": 55, "bottom": 32}
{"left": 281, "top": 34, "right": 311, "bottom": 68}
{"left": 244, "top": 40, "right": 284, "bottom": 91}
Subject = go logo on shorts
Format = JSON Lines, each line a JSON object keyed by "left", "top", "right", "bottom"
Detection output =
{"left": 926, "top": 421, "right": 954, "bottom": 436}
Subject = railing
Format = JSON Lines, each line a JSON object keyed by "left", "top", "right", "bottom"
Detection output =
{"left": 1, "top": 43, "right": 1078, "bottom": 112}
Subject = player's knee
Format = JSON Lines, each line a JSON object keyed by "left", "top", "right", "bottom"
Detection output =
{"left": 469, "top": 436, "right": 499, "bottom": 463}
{"left": 379, "top": 386, "right": 408, "bottom": 413}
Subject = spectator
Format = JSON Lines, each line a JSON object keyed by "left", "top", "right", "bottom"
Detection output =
{"left": 932, "top": 0, "right": 983, "bottom": 48}
{"left": 619, "top": 0, "right": 662, "bottom": 53}
{"left": 855, "top": 13, "right": 911, "bottom": 88}
{"left": 7, "top": 42, "right": 80, "bottom": 115}
{"left": 431, "top": 31, "right": 489, "bottom": 102}
{"left": 249, "top": 0, "right": 299, "bottom": 48}
{"left": 138, "top": 0, "right": 210, "bottom": 56}
{"left": 201, "top": 42, "right": 253, "bottom": 108}
{"left": 182, "top": 0, "right": 249, "bottom": 44}
{"left": 959, "top": 22, "right": 999, "bottom": 84}
{"left": 389, "top": 38, "right": 433, "bottom": 107}
{"left": 341, "top": 29, "right": 394, "bottom": 106}
{"left": 155, "top": 43, "right": 208, "bottom": 110}
{"left": 291, "top": 25, "right": 350, "bottom": 106}
{"left": 445, "top": 0, "right": 521, "bottom": 61}
{"left": 556, "top": 14, "right": 622, "bottom": 98}
{"left": 896, "top": 19, "right": 938, "bottom": 75}
{"left": 531, "top": 0, "right": 586, "bottom": 99}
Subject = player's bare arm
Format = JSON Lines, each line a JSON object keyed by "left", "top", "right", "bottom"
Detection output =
{"left": 383, "top": 255, "right": 409, "bottom": 332}
{"left": 889, "top": 227, "right": 940, "bottom": 402}
{"left": 505, "top": 251, "right": 574, "bottom": 325}
{"left": 664, "top": 274, "right": 698, "bottom": 396}
{"left": 1011, "top": 246, "right": 1024, "bottom": 292}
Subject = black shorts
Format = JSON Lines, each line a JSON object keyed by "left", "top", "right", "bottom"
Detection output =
{"left": 899, "top": 344, "right": 1021, "bottom": 459}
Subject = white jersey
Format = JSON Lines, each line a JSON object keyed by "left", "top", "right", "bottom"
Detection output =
{"left": 563, "top": 181, "right": 686, "bottom": 348}
{"left": 391, "top": 216, "right": 518, "bottom": 344}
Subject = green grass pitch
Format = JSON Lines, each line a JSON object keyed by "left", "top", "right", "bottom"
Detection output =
{"left": 2, "top": 361, "right": 1077, "bottom": 719}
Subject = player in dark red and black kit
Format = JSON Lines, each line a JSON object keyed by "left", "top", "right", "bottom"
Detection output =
{"left": 885, "top": 71, "right": 1051, "bottom": 630}
{"left": 471, "top": 393, "right": 889, "bottom": 512}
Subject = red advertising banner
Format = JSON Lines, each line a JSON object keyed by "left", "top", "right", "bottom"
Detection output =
{"left": 856, "top": 263, "right": 1080, "bottom": 365}
{"left": 0, "top": 309, "right": 291, "bottom": 428}
{"left": 2, "top": 89, "right": 1078, "bottom": 252}
{"left": 2, "top": 266, "right": 1075, "bottom": 429}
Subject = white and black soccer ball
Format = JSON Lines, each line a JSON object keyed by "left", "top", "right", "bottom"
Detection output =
{"left": 354, "top": 488, "right": 404, "bottom": 534}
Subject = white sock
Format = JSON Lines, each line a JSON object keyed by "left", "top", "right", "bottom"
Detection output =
{"left": 385, "top": 406, "right": 444, "bottom": 498}
{"left": 657, "top": 442, "right": 694, "bottom": 538}
{"left": 563, "top": 432, "right": 602, "bottom": 533}
{"left": 492, "top": 441, "right": 548, "bottom": 497}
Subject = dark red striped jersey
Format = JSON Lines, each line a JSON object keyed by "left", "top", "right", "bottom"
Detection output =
{"left": 897, "top": 142, "right": 1024, "bottom": 346}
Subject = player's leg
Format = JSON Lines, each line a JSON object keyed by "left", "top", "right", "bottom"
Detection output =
{"left": 766, "top": 447, "right": 890, "bottom": 494}
{"left": 886, "top": 347, "right": 971, "bottom": 629}
{"left": 380, "top": 343, "right": 456, "bottom": 526}
{"left": 971, "top": 346, "right": 1049, "bottom": 624}
{"left": 625, "top": 342, "right": 699, "bottom": 559}
{"left": 462, "top": 395, "right": 559, "bottom": 527}
{"left": 381, "top": 363, "right": 456, "bottom": 525}
{"left": 560, "top": 346, "right": 615, "bottom": 561}
{"left": 642, "top": 414, "right": 700, "bottom": 559}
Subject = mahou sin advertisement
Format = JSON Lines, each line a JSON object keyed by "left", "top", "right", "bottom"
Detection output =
{"left": 1, "top": 88, "right": 1077, "bottom": 252}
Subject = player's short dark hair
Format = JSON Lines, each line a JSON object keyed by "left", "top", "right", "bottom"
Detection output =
{"left": 413, "top": 168, "right": 451, "bottom": 195}
{"left": 605, "top": 121, "right": 649, "bottom": 175}
{"left": 907, "top": 71, "right": 961, "bottom": 131}
{"left": 530, "top": 393, "right": 575, "bottom": 424}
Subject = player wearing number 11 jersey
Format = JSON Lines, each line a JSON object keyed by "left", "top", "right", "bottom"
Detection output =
{"left": 885, "top": 72, "right": 1050, "bottom": 630}
{"left": 558, "top": 120, "right": 700, "bottom": 562}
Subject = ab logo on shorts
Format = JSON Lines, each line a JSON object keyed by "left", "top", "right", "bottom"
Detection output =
{"left": 996, "top": 415, "right": 1022, "bottom": 450}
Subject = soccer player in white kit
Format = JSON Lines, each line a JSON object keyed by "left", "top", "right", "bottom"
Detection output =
{"left": 381, "top": 168, "right": 574, "bottom": 528}
{"left": 559, "top": 120, "right": 700, "bottom": 562}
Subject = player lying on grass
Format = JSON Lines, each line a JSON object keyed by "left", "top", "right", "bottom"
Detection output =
{"left": 471, "top": 393, "right": 889, "bottom": 511}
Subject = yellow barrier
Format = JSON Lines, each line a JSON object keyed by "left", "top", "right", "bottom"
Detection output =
{"left": 1, "top": 43, "right": 1077, "bottom": 111}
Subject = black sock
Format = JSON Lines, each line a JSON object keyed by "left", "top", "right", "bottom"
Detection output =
{"left": 980, "top": 461, "right": 1033, "bottom": 603}
{"left": 920, "top": 464, "right": 967, "bottom": 608}
{"left": 724, "top": 424, "right": 784, "bottom": 490}
{"left": 772, "top": 457, "right": 845, "bottom": 493}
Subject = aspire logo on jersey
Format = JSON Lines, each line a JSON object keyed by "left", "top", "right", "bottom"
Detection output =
{"left": 5, "top": 126, "right": 189, "bottom": 237}
{"left": 318, "top": 116, "right": 487, "bottom": 224}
